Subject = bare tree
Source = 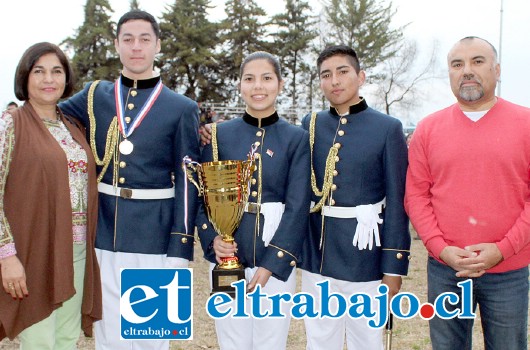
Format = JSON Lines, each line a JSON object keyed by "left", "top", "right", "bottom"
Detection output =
{"left": 371, "top": 40, "right": 442, "bottom": 119}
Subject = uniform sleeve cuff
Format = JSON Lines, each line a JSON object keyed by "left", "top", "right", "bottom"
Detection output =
{"left": 381, "top": 249, "right": 410, "bottom": 276}
{"left": 167, "top": 233, "right": 194, "bottom": 260}
{"left": 261, "top": 244, "right": 297, "bottom": 282}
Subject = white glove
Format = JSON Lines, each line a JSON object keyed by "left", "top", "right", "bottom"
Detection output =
{"left": 165, "top": 256, "right": 189, "bottom": 268}
{"left": 353, "top": 204, "right": 383, "bottom": 250}
{"left": 260, "top": 202, "right": 285, "bottom": 247}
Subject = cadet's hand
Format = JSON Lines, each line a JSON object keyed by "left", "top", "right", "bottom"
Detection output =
{"left": 212, "top": 236, "right": 238, "bottom": 265}
{"left": 455, "top": 243, "right": 503, "bottom": 278}
{"left": 199, "top": 123, "right": 212, "bottom": 146}
{"left": 247, "top": 267, "right": 272, "bottom": 293}
{"left": 1, "top": 255, "right": 28, "bottom": 299}
{"left": 382, "top": 275, "right": 402, "bottom": 300}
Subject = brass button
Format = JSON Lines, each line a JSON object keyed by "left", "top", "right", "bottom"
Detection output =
{"left": 396, "top": 253, "right": 403, "bottom": 260}
{"left": 330, "top": 199, "right": 335, "bottom": 205}
{"left": 256, "top": 131, "right": 263, "bottom": 137}
{"left": 335, "top": 156, "right": 340, "bottom": 162}
{"left": 251, "top": 191, "right": 258, "bottom": 197}
{"left": 201, "top": 223, "right": 208, "bottom": 230}
{"left": 331, "top": 184, "right": 337, "bottom": 191}
{"left": 181, "top": 237, "right": 188, "bottom": 244}
{"left": 119, "top": 161, "right": 126, "bottom": 168}
{"left": 130, "top": 90, "right": 137, "bottom": 97}
{"left": 125, "top": 117, "right": 131, "bottom": 124}
{"left": 290, "top": 260, "right": 296, "bottom": 267}
{"left": 333, "top": 170, "right": 338, "bottom": 176}
{"left": 127, "top": 103, "right": 134, "bottom": 110}
{"left": 277, "top": 251, "right": 284, "bottom": 258}
{"left": 341, "top": 118, "right": 347, "bottom": 125}
{"left": 118, "top": 177, "right": 125, "bottom": 184}
{"left": 254, "top": 141, "right": 260, "bottom": 147}
{"left": 338, "top": 130, "right": 345, "bottom": 136}
{"left": 408, "top": 255, "right": 412, "bottom": 261}
{"left": 251, "top": 178, "right": 257, "bottom": 185}
{"left": 334, "top": 142, "right": 341, "bottom": 149}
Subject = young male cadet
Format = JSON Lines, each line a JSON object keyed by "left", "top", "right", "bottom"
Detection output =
{"left": 299, "top": 45, "right": 411, "bottom": 350}
{"left": 60, "top": 10, "right": 200, "bottom": 350}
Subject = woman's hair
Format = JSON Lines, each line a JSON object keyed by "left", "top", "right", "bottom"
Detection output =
{"left": 14, "top": 42, "right": 75, "bottom": 101}
{"left": 240, "top": 51, "right": 282, "bottom": 81}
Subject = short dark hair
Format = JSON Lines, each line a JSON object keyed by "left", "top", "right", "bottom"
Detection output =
{"left": 317, "top": 45, "right": 361, "bottom": 74}
{"left": 459, "top": 36, "right": 498, "bottom": 61}
{"left": 7, "top": 101, "right": 18, "bottom": 108}
{"left": 117, "top": 10, "right": 160, "bottom": 39}
{"left": 14, "top": 42, "right": 75, "bottom": 101}
{"left": 240, "top": 51, "right": 282, "bottom": 81}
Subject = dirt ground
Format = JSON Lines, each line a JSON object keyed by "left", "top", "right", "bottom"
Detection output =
{"left": 1, "top": 234, "right": 529, "bottom": 349}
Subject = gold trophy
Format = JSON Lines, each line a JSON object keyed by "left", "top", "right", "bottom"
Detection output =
{"left": 185, "top": 157, "right": 255, "bottom": 297}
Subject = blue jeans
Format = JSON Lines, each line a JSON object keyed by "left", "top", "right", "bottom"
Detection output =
{"left": 427, "top": 257, "right": 529, "bottom": 350}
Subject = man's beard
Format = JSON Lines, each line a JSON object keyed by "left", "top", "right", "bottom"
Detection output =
{"left": 459, "top": 85, "right": 484, "bottom": 102}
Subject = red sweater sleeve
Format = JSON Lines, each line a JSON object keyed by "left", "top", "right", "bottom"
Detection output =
{"left": 404, "top": 121, "right": 447, "bottom": 259}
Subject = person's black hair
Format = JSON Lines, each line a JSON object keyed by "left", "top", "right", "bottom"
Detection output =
{"left": 117, "top": 10, "right": 160, "bottom": 39}
{"left": 317, "top": 45, "right": 361, "bottom": 74}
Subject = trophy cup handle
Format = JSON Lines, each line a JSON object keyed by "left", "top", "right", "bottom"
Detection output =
{"left": 183, "top": 157, "right": 204, "bottom": 196}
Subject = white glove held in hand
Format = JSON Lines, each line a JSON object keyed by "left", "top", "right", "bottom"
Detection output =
{"left": 352, "top": 204, "right": 383, "bottom": 250}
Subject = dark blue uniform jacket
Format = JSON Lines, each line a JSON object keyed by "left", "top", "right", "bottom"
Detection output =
{"left": 197, "top": 112, "right": 311, "bottom": 281}
{"left": 299, "top": 99, "right": 411, "bottom": 282}
{"left": 60, "top": 75, "right": 200, "bottom": 259}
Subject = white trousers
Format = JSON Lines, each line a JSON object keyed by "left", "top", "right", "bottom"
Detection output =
{"left": 210, "top": 264, "right": 296, "bottom": 350}
{"left": 94, "top": 249, "right": 172, "bottom": 350}
{"left": 301, "top": 270, "right": 383, "bottom": 350}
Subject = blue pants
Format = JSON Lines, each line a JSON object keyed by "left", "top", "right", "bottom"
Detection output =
{"left": 427, "top": 257, "right": 528, "bottom": 350}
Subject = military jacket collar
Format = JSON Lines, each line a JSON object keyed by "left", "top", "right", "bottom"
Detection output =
{"left": 330, "top": 97, "right": 368, "bottom": 116}
{"left": 121, "top": 74, "right": 160, "bottom": 89}
{"left": 242, "top": 111, "right": 279, "bottom": 127}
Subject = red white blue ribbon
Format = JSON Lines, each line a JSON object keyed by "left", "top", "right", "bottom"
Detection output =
{"left": 114, "top": 76, "right": 163, "bottom": 138}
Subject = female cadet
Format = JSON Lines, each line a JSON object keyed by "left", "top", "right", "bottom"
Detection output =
{"left": 197, "top": 51, "right": 310, "bottom": 350}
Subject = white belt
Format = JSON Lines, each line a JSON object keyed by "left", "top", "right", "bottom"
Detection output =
{"left": 98, "top": 182, "right": 175, "bottom": 200}
{"left": 314, "top": 198, "right": 386, "bottom": 251}
{"left": 320, "top": 198, "right": 386, "bottom": 218}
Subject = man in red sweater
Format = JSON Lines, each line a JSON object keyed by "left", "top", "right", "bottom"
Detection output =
{"left": 405, "top": 36, "right": 529, "bottom": 350}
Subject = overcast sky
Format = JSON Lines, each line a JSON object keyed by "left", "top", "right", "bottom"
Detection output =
{"left": 1, "top": 0, "right": 529, "bottom": 122}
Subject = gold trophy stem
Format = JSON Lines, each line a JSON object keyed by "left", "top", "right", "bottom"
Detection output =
{"left": 219, "top": 240, "right": 242, "bottom": 269}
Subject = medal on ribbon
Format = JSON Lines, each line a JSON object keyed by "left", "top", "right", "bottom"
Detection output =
{"left": 115, "top": 76, "right": 163, "bottom": 155}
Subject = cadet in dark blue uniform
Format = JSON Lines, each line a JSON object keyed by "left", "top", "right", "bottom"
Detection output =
{"left": 59, "top": 10, "right": 200, "bottom": 350}
{"left": 197, "top": 52, "right": 310, "bottom": 350}
{"left": 298, "top": 45, "right": 411, "bottom": 349}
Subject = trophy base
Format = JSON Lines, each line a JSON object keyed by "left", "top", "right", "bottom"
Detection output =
{"left": 211, "top": 264, "right": 245, "bottom": 298}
